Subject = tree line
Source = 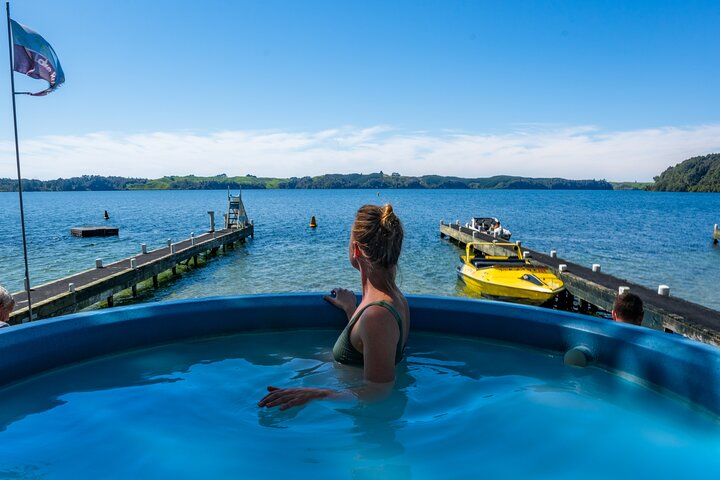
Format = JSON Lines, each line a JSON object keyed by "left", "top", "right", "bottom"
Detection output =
{"left": 0, "top": 172, "right": 613, "bottom": 191}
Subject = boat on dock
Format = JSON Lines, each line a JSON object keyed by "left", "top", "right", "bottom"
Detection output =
{"left": 466, "top": 217, "right": 512, "bottom": 240}
{"left": 457, "top": 241, "right": 564, "bottom": 305}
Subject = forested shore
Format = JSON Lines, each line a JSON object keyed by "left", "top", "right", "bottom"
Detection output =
{"left": 0, "top": 173, "right": 613, "bottom": 192}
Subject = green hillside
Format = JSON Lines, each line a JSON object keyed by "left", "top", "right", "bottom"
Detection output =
{"left": 649, "top": 153, "right": 720, "bottom": 192}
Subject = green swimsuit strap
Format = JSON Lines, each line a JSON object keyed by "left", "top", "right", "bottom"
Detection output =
{"left": 348, "top": 300, "right": 404, "bottom": 345}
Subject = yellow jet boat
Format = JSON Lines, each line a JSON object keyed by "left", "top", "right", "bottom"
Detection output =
{"left": 457, "top": 242, "right": 564, "bottom": 306}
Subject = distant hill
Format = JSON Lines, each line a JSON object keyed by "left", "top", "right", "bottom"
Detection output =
{"left": 0, "top": 173, "right": 613, "bottom": 191}
{"left": 649, "top": 153, "right": 720, "bottom": 192}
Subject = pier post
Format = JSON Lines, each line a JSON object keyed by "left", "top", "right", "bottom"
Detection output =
{"left": 141, "top": 243, "right": 147, "bottom": 254}
{"left": 153, "top": 275, "right": 159, "bottom": 289}
{"left": 130, "top": 258, "right": 137, "bottom": 269}
{"left": 131, "top": 285, "right": 137, "bottom": 297}
{"left": 208, "top": 211, "right": 215, "bottom": 232}
{"left": 550, "top": 250, "right": 557, "bottom": 258}
{"left": 592, "top": 264, "right": 601, "bottom": 273}
{"left": 658, "top": 285, "right": 670, "bottom": 296}
{"left": 191, "top": 232, "right": 195, "bottom": 246}
{"left": 95, "top": 258, "right": 103, "bottom": 269}
{"left": 68, "top": 283, "right": 74, "bottom": 293}
{"left": 579, "top": 299, "right": 589, "bottom": 314}
{"left": 167, "top": 239, "right": 172, "bottom": 248}
{"left": 565, "top": 292, "right": 575, "bottom": 311}
{"left": 193, "top": 255, "right": 198, "bottom": 267}
{"left": 172, "top": 266, "right": 177, "bottom": 275}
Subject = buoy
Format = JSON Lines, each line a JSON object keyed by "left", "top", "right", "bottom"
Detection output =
{"left": 309, "top": 215, "right": 317, "bottom": 228}
{"left": 104, "top": 210, "right": 109, "bottom": 220}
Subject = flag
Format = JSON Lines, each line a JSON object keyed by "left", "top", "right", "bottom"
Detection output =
{"left": 10, "top": 19, "right": 65, "bottom": 96}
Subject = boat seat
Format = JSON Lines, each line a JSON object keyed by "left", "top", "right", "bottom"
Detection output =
{"left": 471, "top": 258, "right": 527, "bottom": 267}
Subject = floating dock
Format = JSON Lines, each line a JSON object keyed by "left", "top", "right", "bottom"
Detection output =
{"left": 9, "top": 224, "right": 254, "bottom": 324}
{"left": 71, "top": 226, "right": 119, "bottom": 237}
{"left": 441, "top": 221, "right": 720, "bottom": 347}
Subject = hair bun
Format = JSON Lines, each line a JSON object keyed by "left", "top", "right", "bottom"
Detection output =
{"left": 380, "top": 204, "right": 395, "bottom": 228}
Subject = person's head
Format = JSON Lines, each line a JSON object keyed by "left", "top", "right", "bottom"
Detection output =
{"left": 0, "top": 286, "right": 14, "bottom": 323}
{"left": 612, "top": 292, "right": 644, "bottom": 326}
{"left": 349, "top": 204, "right": 404, "bottom": 276}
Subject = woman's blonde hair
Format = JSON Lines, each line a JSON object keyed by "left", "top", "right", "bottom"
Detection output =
{"left": 352, "top": 204, "right": 403, "bottom": 268}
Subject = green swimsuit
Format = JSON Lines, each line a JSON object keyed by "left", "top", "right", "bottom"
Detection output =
{"left": 332, "top": 300, "right": 405, "bottom": 366}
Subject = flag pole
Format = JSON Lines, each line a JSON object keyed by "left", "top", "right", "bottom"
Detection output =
{"left": 5, "top": 1, "right": 33, "bottom": 321}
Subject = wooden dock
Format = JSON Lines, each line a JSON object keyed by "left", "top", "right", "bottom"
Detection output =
{"left": 8, "top": 225, "right": 254, "bottom": 324}
{"left": 441, "top": 221, "right": 720, "bottom": 347}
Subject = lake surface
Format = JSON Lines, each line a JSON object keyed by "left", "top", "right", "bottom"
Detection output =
{"left": 0, "top": 189, "right": 718, "bottom": 311}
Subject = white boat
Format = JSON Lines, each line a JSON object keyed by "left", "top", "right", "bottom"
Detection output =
{"left": 466, "top": 217, "right": 512, "bottom": 240}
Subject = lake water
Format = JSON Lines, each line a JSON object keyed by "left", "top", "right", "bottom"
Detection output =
{"left": 0, "top": 189, "right": 718, "bottom": 311}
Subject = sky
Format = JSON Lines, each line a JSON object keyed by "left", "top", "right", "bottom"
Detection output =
{"left": 0, "top": 0, "right": 719, "bottom": 181}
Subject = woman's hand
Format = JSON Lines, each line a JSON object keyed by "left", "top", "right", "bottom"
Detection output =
{"left": 258, "top": 386, "right": 335, "bottom": 410}
{"left": 323, "top": 288, "right": 357, "bottom": 321}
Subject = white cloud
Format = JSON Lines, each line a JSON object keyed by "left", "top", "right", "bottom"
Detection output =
{"left": 1, "top": 124, "right": 719, "bottom": 181}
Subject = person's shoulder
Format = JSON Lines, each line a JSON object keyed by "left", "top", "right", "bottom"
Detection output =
{"left": 359, "top": 303, "right": 400, "bottom": 334}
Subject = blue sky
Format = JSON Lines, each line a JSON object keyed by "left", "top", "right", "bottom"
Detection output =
{"left": 0, "top": 0, "right": 719, "bottom": 181}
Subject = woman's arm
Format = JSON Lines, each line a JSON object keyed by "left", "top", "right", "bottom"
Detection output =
{"left": 258, "top": 306, "right": 399, "bottom": 410}
{"left": 357, "top": 305, "right": 399, "bottom": 383}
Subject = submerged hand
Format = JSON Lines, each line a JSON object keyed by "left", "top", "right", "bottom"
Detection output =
{"left": 324, "top": 288, "right": 357, "bottom": 320}
{"left": 258, "top": 386, "right": 334, "bottom": 410}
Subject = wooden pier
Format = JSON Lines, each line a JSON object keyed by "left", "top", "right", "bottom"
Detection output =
{"left": 8, "top": 225, "right": 254, "bottom": 325}
{"left": 441, "top": 221, "right": 720, "bottom": 347}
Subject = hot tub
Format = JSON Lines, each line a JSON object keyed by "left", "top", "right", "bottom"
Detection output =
{"left": 0, "top": 294, "right": 718, "bottom": 478}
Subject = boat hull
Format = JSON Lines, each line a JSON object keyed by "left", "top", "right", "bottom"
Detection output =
{"left": 457, "top": 264, "right": 564, "bottom": 306}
